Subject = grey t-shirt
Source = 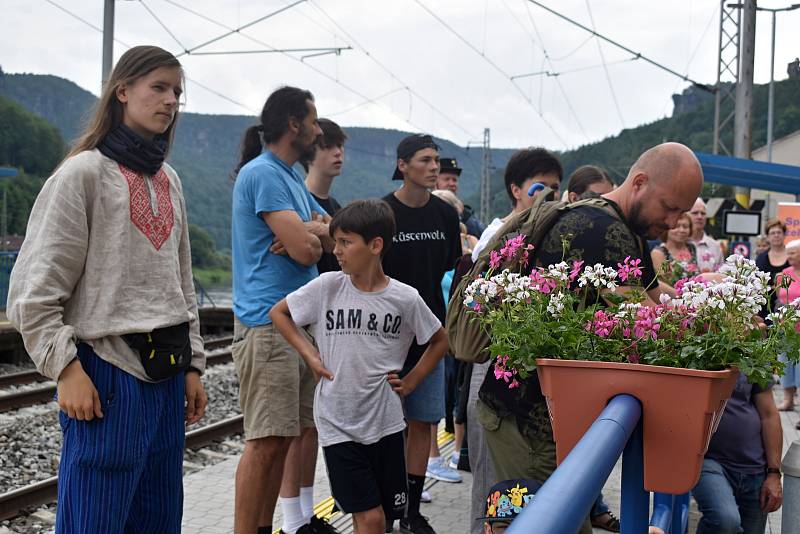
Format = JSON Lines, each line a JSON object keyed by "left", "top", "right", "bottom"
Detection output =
{"left": 286, "top": 271, "right": 440, "bottom": 447}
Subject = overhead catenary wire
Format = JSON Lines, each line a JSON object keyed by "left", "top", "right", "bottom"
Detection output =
{"left": 175, "top": 0, "right": 307, "bottom": 58}
{"left": 139, "top": 0, "right": 188, "bottom": 53}
{"left": 518, "top": 0, "right": 590, "bottom": 142}
{"left": 525, "top": 0, "right": 716, "bottom": 93}
{"left": 511, "top": 56, "right": 641, "bottom": 80}
{"left": 41, "top": 0, "right": 255, "bottom": 113}
{"left": 583, "top": 0, "right": 626, "bottom": 128}
{"left": 162, "top": 0, "right": 431, "bottom": 134}
{"left": 660, "top": 3, "right": 720, "bottom": 116}
{"left": 411, "top": 0, "right": 569, "bottom": 149}
{"left": 306, "top": 0, "right": 480, "bottom": 142}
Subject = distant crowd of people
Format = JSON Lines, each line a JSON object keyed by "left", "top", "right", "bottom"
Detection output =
{"left": 5, "top": 45, "right": 792, "bottom": 534}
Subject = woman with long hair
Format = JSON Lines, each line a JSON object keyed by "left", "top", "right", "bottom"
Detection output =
{"left": 7, "top": 45, "right": 207, "bottom": 533}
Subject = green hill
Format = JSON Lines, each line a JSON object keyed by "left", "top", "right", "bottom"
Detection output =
{"left": 1, "top": 70, "right": 798, "bottom": 248}
{"left": 0, "top": 93, "right": 65, "bottom": 235}
{"left": 0, "top": 71, "right": 517, "bottom": 249}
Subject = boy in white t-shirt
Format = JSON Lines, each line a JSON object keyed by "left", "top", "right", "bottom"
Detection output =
{"left": 270, "top": 199, "right": 449, "bottom": 534}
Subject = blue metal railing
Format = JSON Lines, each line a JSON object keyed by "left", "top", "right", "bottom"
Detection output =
{"left": 0, "top": 252, "right": 18, "bottom": 310}
{"left": 507, "top": 394, "right": 689, "bottom": 534}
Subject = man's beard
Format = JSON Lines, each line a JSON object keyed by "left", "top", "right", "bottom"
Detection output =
{"left": 292, "top": 125, "right": 317, "bottom": 162}
{"left": 628, "top": 201, "right": 659, "bottom": 238}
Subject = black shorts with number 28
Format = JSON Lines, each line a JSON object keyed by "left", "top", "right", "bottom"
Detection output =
{"left": 323, "top": 431, "right": 408, "bottom": 519}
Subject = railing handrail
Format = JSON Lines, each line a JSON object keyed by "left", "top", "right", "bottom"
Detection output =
{"left": 507, "top": 394, "right": 689, "bottom": 534}
{"left": 507, "top": 394, "right": 642, "bottom": 533}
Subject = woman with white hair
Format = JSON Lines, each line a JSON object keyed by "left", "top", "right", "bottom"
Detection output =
{"left": 775, "top": 239, "right": 800, "bottom": 413}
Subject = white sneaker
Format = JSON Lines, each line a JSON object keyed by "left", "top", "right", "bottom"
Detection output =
{"left": 420, "top": 490, "right": 432, "bottom": 503}
{"left": 425, "top": 456, "right": 462, "bottom": 483}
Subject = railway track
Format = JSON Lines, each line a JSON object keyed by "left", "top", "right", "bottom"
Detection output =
{"left": 0, "top": 414, "right": 244, "bottom": 521}
{"left": 0, "top": 336, "right": 233, "bottom": 413}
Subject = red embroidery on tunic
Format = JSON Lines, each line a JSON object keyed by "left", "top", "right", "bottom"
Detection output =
{"left": 119, "top": 164, "right": 174, "bottom": 250}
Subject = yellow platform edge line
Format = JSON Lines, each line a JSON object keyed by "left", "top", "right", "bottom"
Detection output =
{"left": 271, "top": 432, "right": 456, "bottom": 533}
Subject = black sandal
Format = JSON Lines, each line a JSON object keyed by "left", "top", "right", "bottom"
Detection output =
{"left": 591, "top": 512, "right": 621, "bottom": 532}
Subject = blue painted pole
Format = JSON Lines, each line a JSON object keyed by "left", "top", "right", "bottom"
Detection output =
{"left": 621, "top": 420, "right": 649, "bottom": 532}
{"left": 675, "top": 493, "right": 690, "bottom": 534}
{"left": 650, "top": 493, "right": 673, "bottom": 533}
{"left": 507, "top": 395, "right": 642, "bottom": 534}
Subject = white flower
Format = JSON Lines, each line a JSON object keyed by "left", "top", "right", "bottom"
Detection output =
{"left": 578, "top": 263, "right": 618, "bottom": 290}
{"left": 547, "top": 292, "right": 567, "bottom": 317}
{"left": 547, "top": 262, "right": 570, "bottom": 283}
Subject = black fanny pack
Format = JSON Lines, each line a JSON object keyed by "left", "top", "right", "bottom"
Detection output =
{"left": 123, "top": 322, "right": 192, "bottom": 381}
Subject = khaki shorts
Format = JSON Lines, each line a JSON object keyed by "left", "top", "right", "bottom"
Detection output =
{"left": 231, "top": 318, "right": 315, "bottom": 440}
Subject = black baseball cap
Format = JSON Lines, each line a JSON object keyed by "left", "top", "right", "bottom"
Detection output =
{"left": 440, "top": 157, "right": 462, "bottom": 176}
{"left": 392, "top": 134, "right": 440, "bottom": 180}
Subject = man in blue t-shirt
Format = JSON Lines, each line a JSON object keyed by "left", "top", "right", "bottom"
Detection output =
{"left": 231, "top": 86, "right": 336, "bottom": 534}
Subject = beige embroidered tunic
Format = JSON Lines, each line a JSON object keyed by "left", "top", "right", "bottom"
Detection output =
{"left": 7, "top": 149, "right": 205, "bottom": 382}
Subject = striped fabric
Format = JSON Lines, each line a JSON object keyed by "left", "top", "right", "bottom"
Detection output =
{"left": 56, "top": 344, "right": 185, "bottom": 533}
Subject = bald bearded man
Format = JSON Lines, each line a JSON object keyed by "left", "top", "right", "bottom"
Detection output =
{"left": 475, "top": 143, "right": 703, "bottom": 534}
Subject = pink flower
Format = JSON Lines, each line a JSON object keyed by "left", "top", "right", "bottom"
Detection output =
{"left": 498, "top": 235, "right": 534, "bottom": 265}
{"left": 530, "top": 270, "right": 556, "bottom": 294}
{"left": 617, "top": 256, "right": 643, "bottom": 282}
{"left": 569, "top": 260, "right": 584, "bottom": 281}
{"left": 627, "top": 353, "right": 640, "bottom": 364}
{"left": 493, "top": 354, "right": 519, "bottom": 388}
{"left": 489, "top": 250, "right": 501, "bottom": 270}
{"left": 587, "top": 310, "right": 617, "bottom": 337}
{"left": 632, "top": 307, "right": 660, "bottom": 340}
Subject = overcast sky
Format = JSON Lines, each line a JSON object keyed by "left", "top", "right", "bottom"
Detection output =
{"left": 3, "top": 0, "right": 799, "bottom": 150}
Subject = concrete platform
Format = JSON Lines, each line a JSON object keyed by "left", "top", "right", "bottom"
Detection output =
{"left": 183, "top": 395, "right": 797, "bottom": 533}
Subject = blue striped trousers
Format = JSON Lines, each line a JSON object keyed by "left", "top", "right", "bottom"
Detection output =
{"left": 56, "top": 343, "right": 185, "bottom": 533}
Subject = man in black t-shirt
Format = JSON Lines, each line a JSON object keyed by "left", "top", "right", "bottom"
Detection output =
{"left": 475, "top": 142, "right": 703, "bottom": 534}
{"left": 382, "top": 134, "right": 461, "bottom": 534}
{"left": 302, "top": 118, "right": 347, "bottom": 274}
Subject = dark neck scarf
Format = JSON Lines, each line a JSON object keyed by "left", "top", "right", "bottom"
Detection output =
{"left": 98, "top": 124, "right": 167, "bottom": 175}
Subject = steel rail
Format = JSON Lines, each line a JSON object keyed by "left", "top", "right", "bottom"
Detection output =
{"left": 0, "top": 348, "right": 233, "bottom": 413}
{"left": 0, "top": 414, "right": 244, "bottom": 521}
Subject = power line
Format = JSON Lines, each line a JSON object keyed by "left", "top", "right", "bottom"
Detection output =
{"left": 511, "top": 56, "right": 640, "bottom": 79}
{"left": 411, "top": 0, "right": 569, "bottom": 148}
{"left": 190, "top": 47, "right": 351, "bottom": 57}
{"left": 519, "top": 0, "right": 591, "bottom": 142}
{"left": 163, "top": 0, "right": 430, "bottom": 135}
{"left": 139, "top": 0, "right": 188, "bottom": 52}
{"left": 525, "top": 0, "right": 715, "bottom": 93}
{"left": 327, "top": 87, "right": 409, "bottom": 117}
{"left": 584, "top": 0, "right": 625, "bottom": 128}
{"left": 306, "top": 0, "right": 480, "bottom": 141}
{"left": 42, "top": 0, "right": 255, "bottom": 113}
{"left": 176, "top": 0, "right": 307, "bottom": 58}
{"left": 661, "top": 3, "right": 720, "bottom": 116}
